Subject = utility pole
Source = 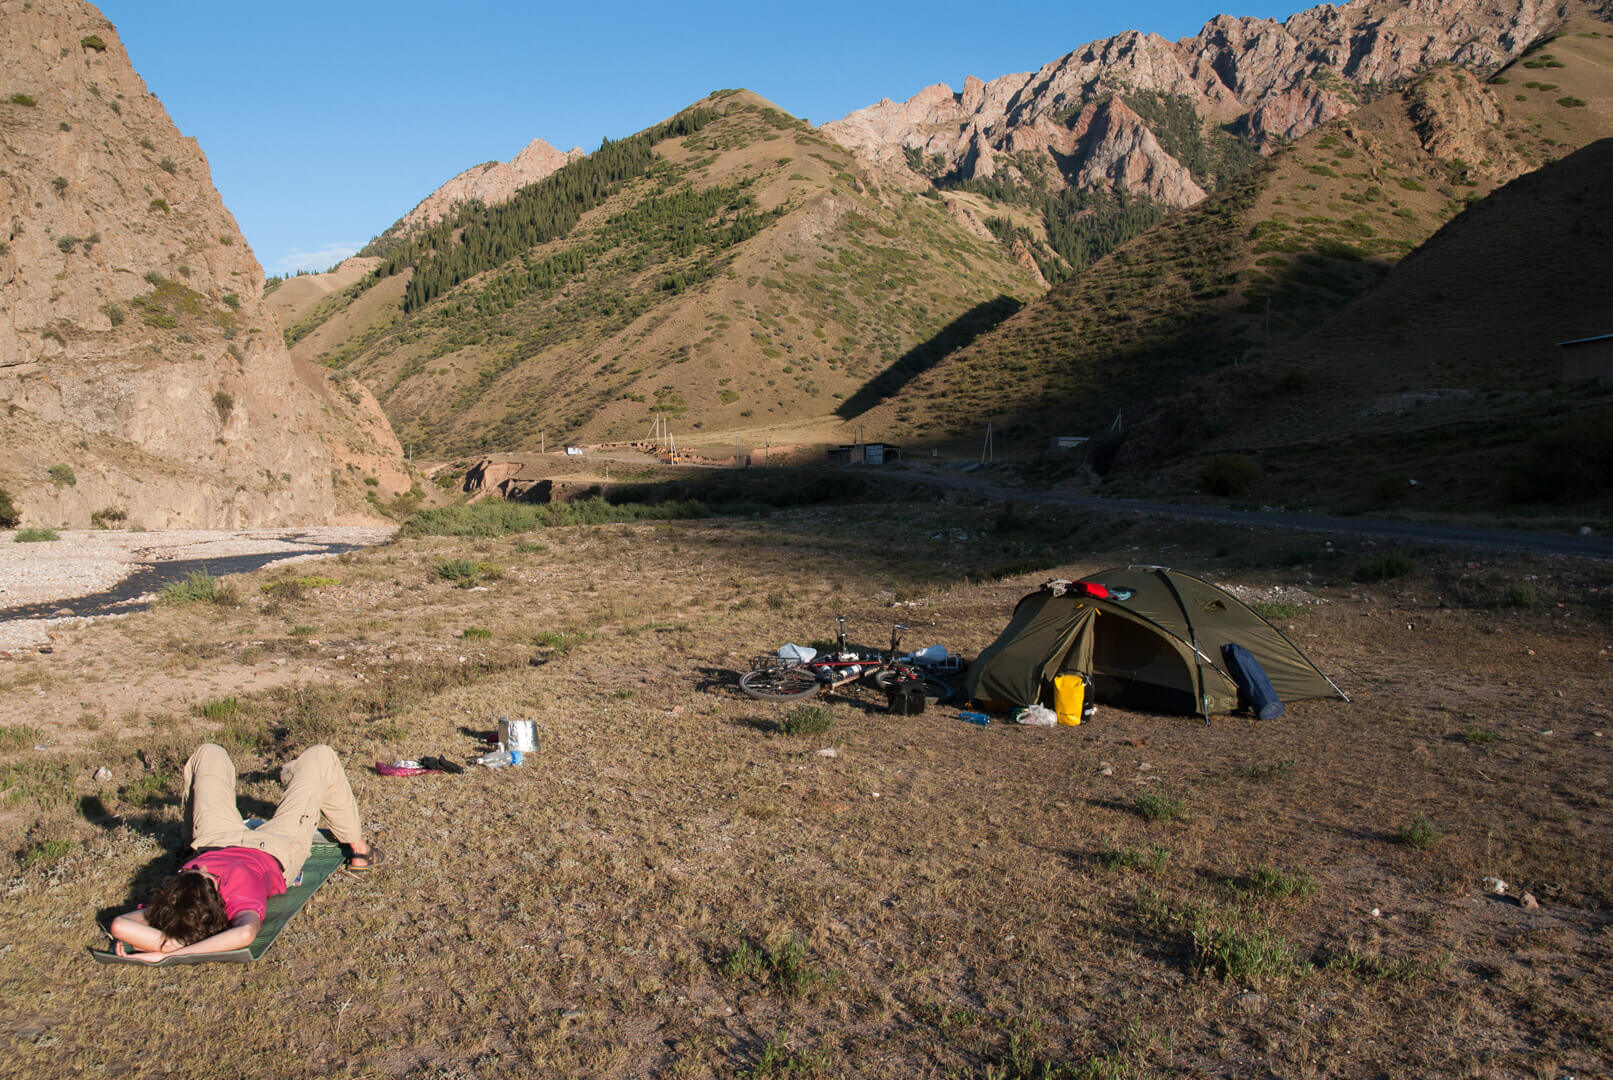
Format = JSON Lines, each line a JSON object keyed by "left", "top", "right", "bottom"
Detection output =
{"left": 981, "top": 422, "right": 994, "bottom": 464}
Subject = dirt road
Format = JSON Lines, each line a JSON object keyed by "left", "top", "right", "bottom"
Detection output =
{"left": 893, "top": 466, "right": 1613, "bottom": 559}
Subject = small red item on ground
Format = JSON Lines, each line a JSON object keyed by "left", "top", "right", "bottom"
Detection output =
{"left": 374, "top": 762, "right": 439, "bottom": 777}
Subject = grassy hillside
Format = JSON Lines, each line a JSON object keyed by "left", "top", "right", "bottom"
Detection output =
{"left": 874, "top": 17, "right": 1613, "bottom": 465}
{"left": 286, "top": 91, "right": 1039, "bottom": 456}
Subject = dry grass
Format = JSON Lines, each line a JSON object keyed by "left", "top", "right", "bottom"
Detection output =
{"left": 1, "top": 496, "right": 1609, "bottom": 1078}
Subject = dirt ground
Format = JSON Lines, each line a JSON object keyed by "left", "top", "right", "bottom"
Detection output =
{"left": 0, "top": 496, "right": 1608, "bottom": 1079}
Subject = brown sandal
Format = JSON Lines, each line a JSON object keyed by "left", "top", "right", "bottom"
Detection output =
{"left": 345, "top": 842, "right": 385, "bottom": 872}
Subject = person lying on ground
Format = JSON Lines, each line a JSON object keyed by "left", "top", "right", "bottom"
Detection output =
{"left": 108, "top": 742, "right": 382, "bottom": 963}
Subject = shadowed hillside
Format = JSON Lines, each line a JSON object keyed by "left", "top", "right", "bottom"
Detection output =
{"left": 859, "top": 15, "right": 1613, "bottom": 467}
{"left": 1113, "top": 136, "right": 1613, "bottom": 515}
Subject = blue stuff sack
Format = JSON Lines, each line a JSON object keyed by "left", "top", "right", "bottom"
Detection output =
{"left": 1220, "top": 643, "right": 1284, "bottom": 721}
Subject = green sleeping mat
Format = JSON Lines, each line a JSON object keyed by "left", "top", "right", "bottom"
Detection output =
{"left": 92, "top": 831, "right": 344, "bottom": 966}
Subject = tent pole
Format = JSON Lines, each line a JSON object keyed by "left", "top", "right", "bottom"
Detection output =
{"left": 1156, "top": 569, "right": 1211, "bottom": 724}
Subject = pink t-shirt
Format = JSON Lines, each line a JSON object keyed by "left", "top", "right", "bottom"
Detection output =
{"left": 181, "top": 847, "right": 287, "bottom": 922}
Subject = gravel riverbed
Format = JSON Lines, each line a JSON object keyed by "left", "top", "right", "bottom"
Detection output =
{"left": 0, "top": 527, "right": 394, "bottom": 651}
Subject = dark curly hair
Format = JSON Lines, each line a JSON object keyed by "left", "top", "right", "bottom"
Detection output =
{"left": 144, "top": 871, "right": 228, "bottom": 946}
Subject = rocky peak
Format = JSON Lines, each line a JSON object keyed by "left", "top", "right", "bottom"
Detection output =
{"left": 0, "top": 0, "right": 405, "bottom": 528}
{"left": 1074, "top": 98, "right": 1208, "bottom": 206}
{"left": 394, "top": 136, "right": 587, "bottom": 234}
{"left": 824, "top": 0, "right": 1561, "bottom": 208}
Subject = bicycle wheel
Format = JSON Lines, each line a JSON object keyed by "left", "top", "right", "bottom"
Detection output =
{"left": 740, "top": 665, "right": 822, "bottom": 702}
{"left": 920, "top": 675, "right": 955, "bottom": 705}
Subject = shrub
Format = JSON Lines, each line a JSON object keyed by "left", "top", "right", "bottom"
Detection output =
{"left": 19, "top": 837, "right": 75, "bottom": 870}
{"left": 1135, "top": 789, "right": 1190, "bottom": 822}
{"left": 0, "top": 725, "right": 43, "bottom": 752}
{"left": 531, "top": 630, "right": 577, "bottom": 655}
{"left": 159, "top": 156, "right": 178, "bottom": 174}
{"left": 80, "top": 34, "right": 108, "bottom": 51}
{"left": 1556, "top": 96, "right": 1587, "bottom": 107}
{"left": 1274, "top": 368, "right": 1311, "bottom": 394}
{"left": 1238, "top": 864, "right": 1316, "bottom": 899}
{"left": 159, "top": 569, "right": 238, "bottom": 605}
{"left": 1191, "top": 921, "right": 1303, "bottom": 985}
{"left": 212, "top": 390, "right": 234, "bottom": 422}
{"left": 101, "top": 301, "right": 124, "bottom": 327}
{"left": 1396, "top": 812, "right": 1443, "bottom": 850}
{"left": 196, "top": 697, "right": 239, "bottom": 720}
{"left": 1198, "top": 453, "right": 1259, "bottom": 497}
{"left": 778, "top": 703, "right": 833, "bottom": 736}
{"left": 1505, "top": 584, "right": 1536, "bottom": 608}
{"left": 148, "top": 197, "right": 169, "bottom": 213}
{"left": 89, "top": 507, "right": 127, "bottom": 529}
{"left": 221, "top": 292, "right": 240, "bottom": 308}
{"left": 720, "top": 935, "right": 823, "bottom": 997}
{"left": 14, "top": 528, "right": 58, "bottom": 543}
{"left": 0, "top": 487, "right": 19, "bottom": 529}
{"left": 1237, "top": 759, "right": 1296, "bottom": 783}
{"left": 1356, "top": 551, "right": 1414, "bottom": 582}
{"left": 48, "top": 464, "right": 76, "bottom": 488}
{"left": 259, "top": 575, "right": 337, "bottom": 600}
{"left": 51, "top": 176, "right": 68, "bottom": 194}
{"left": 8, "top": 93, "right": 36, "bottom": 107}
{"left": 405, "top": 497, "right": 708, "bottom": 537}
{"left": 1095, "top": 843, "right": 1171, "bottom": 874}
{"left": 1507, "top": 415, "right": 1613, "bottom": 502}
{"left": 1324, "top": 950, "right": 1451, "bottom": 982}
{"left": 435, "top": 559, "right": 501, "bottom": 586}
{"left": 461, "top": 627, "right": 492, "bottom": 640}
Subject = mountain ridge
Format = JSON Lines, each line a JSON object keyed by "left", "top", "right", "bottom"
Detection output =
{"left": 385, "top": 137, "right": 588, "bottom": 242}
{"left": 825, "top": 0, "right": 1560, "bottom": 207}
{"left": 279, "top": 90, "right": 1040, "bottom": 456}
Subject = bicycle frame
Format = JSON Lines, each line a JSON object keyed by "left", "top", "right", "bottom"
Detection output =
{"left": 781, "top": 619, "right": 917, "bottom": 689}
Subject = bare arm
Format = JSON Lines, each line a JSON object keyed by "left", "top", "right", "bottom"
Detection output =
{"left": 108, "top": 908, "right": 167, "bottom": 953}
{"left": 109, "top": 909, "right": 261, "bottom": 963}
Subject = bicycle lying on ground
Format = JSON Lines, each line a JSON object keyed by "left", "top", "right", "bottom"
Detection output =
{"left": 739, "top": 618, "right": 956, "bottom": 706}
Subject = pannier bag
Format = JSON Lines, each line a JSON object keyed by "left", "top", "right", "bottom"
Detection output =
{"left": 887, "top": 681, "right": 926, "bottom": 715}
{"left": 1220, "top": 642, "right": 1284, "bottom": 720}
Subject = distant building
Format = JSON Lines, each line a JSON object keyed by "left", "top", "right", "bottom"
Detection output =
{"left": 827, "top": 442, "right": 900, "bottom": 466}
{"left": 1557, "top": 333, "right": 1613, "bottom": 383}
{"left": 1047, "top": 436, "right": 1090, "bottom": 451}
{"left": 564, "top": 446, "right": 585, "bottom": 455}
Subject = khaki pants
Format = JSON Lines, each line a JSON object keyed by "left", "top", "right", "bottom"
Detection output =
{"left": 182, "top": 743, "right": 363, "bottom": 884}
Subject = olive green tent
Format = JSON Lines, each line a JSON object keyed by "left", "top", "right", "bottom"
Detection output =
{"left": 965, "top": 566, "right": 1346, "bottom": 719}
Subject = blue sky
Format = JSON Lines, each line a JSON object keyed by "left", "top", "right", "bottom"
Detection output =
{"left": 95, "top": 1, "right": 1304, "bottom": 276}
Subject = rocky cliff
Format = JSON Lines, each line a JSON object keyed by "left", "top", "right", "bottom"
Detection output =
{"left": 392, "top": 137, "right": 586, "bottom": 235}
{"left": 0, "top": 0, "right": 407, "bottom": 529}
{"left": 824, "top": 0, "right": 1560, "bottom": 207}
